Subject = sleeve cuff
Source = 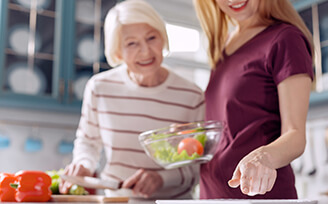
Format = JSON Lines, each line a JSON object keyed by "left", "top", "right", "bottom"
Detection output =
{"left": 157, "top": 169, "right": 182, "bottom": 188}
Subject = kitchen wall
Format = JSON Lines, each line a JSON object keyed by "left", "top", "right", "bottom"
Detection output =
{"left": 0, "top": 107, "right": 79, "bottom": 172}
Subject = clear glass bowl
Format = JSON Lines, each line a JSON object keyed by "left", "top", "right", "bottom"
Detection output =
{"left": 139, "top": 120, "right": 223, "bottom": 169}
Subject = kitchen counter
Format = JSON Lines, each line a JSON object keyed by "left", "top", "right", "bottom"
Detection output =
{"left": 155, "top": 197, "right": 327, "bottom": 204}
{"left": 1, "top": 197, "right": 327, "bottom": 204}
{"left": 0, "top": 198, "right": 154, "bottom": 204}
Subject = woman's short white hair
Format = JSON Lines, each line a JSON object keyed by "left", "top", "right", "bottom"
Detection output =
{"left": 104, "top": 0, "right": 169, "bottom": 67}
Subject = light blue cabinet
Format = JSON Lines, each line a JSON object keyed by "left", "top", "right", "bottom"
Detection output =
{"left": 0, "top": 0, "right": 116, "bottom": 112}
{"left": 293, "top": 0, "right": 328, "bottom": 107}
{"left": 0, "top": 0, "right": 79, "bottom": 112}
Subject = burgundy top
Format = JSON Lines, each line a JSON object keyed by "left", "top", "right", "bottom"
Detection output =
{"left": 200, "top": 23, "right": 313, "bottom": 199}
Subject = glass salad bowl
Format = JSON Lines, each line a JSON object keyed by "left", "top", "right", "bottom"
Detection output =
{"left": 139, "top": 120, "right": 224, "bottom": 169}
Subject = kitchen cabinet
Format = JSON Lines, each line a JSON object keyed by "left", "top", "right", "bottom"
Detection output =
{"left": 0, "top": 0, "right": 117, "bottom": 112}
{"left": 1, "top": 0, "right": 325, "bottom": 110}
{"left": 292, "top": 0, "right": 328, "bottom": 107}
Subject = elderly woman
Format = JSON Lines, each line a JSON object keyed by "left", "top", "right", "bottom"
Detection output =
{"left": 59, "top": 0, "right": 205, "bottom": 199}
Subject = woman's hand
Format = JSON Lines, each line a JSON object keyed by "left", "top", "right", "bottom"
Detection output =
{"left": 228, "top": 147, "right": 277, "bottom": 196}
{"left": 122, "top": 169, "right": 163, "bottom": 198}
{"left": 59, "top": 163, "right": 92, "bottom": 194}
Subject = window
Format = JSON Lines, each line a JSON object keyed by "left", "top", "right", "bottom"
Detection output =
{"left": 166, "top": 23, "right": 200, "bottom": 53}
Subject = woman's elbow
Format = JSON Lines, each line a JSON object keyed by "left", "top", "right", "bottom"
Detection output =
{"left": 294, "top": 133, "right": 307, "bottom": 158}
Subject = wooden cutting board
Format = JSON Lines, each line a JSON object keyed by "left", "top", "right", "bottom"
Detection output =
{"left": 50, "top": 195, "right": 129, "bottom": 203}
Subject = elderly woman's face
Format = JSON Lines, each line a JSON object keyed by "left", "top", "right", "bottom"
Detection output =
{"left": 118, "top": 23, "right": 164, "bottom": 76}
{"left": 216, "top": 0, "right": 260, "bottom": 23}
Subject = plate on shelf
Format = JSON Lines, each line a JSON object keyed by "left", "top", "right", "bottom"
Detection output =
{"left": 8, "top": 24, "right": 42, "bottom": 55}
{"left": 73, "top": 73, "right": 91, "bottom": 100}
{"left": 6, "top": 63, "right": 46, "bottom": 95}
{"left": 24, "top": 137, "right": 43, "bottom": 153}
{"left": 57, "top": 140, "right": 74, "bottom": 154}
{"left": 76, "top": 0, "right": 95, "bottom": 24}
{"left": 0, "top": 131, "right": 10, "bottom": 150}
{"left": 15, "top": 0, "right": 51, "bottom": 11}
{"left": 77, "top": 35, "right": 103, "bottom": 64}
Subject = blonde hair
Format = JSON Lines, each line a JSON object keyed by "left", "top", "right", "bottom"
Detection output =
{"left": 193, "top": 0, "right": 314, "bottom": 68}
{"left": 104, "top": 0, "right": 169, "bottom": 67}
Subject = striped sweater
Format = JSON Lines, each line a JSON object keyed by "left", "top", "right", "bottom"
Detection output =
{"left": 72, "top": 65, "right": 205, "bottom": 199}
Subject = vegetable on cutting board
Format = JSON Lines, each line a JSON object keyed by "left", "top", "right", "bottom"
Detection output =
{"left": 46, "top": 169, "right": 89, "bottom": 195}
{"left": 0, "top": 168, "right": 89, "bottom": 203}
{"left": 0, "top": 172, "right": 16, "bottom": 202}
{"left": 9, "top": 170, "right": 52, "bottom": 202}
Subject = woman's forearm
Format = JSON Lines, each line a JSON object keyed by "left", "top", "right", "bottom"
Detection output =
{"left": 261, "top": 128, "right": 306, "bottom": 169}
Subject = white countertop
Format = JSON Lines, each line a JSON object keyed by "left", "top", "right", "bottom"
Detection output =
{"left": 1, "top": 197, "right": 327, "bottom": 204}
{"left": 154, "top": 197, "right": 328, "bottom": 204}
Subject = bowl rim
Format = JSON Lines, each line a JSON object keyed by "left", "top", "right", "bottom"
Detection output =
{"left": 138, "top": 120, "right": 224, "bottom": 142}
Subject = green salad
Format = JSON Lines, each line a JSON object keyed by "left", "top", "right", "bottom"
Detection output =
{"left": 149, "top": 130, "right": 207, "bottom": 163}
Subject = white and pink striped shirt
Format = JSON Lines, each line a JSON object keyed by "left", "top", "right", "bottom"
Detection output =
{"left": 72, "top": 65, "right": 205, "bottom": 199}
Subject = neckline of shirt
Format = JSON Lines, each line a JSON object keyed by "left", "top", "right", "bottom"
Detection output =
{"left": 222, "top": 22, "right": 280, "bottom": 58}
{"left": 120, "top": 64, "right": 173, "bottom": 94}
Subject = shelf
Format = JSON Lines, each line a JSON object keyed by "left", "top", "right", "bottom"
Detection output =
{"left": 6, "top": 48, "right": 54, "bottom": 61}
{"left": 8, "top": 2, "right": 55, "bottom": 18}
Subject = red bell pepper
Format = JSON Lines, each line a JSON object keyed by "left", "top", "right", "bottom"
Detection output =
{"left": 0, "top": 172, "right": 16, "bottom": 202}
{"left": 12, "top": 170, "right": 52, "bottom": 202}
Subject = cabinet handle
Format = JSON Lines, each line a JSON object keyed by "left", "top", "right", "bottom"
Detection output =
{"left": 59, "top": 79, "right": 65, "bottom": 103}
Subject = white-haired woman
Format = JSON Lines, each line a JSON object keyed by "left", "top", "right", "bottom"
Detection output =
{"left": 59, "top": 0, "right": 205, "bottom": 199}
{"left": 193, "top": 0, "right": 313, "bottom": 199}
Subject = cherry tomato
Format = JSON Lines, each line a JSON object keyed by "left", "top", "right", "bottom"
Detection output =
{"left": 177, "top": 138, "right": 204, "bottom": 156}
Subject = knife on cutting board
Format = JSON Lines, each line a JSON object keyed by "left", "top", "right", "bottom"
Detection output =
{"left": 51, "top": 195, "right": 129, "bottom": 203}
{"left": 60, "top": 174, "right": 123, "bottom": 190}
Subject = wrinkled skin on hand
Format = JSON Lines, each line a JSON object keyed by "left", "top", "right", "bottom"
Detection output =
{"left": 122, "top": 169, "right": 163, "bottom": 198}
{"left": 228, "top": 148, "right": 277, "bottom": 196}
{"left": 59, "top": 163, "right": 92, "bottom": 194}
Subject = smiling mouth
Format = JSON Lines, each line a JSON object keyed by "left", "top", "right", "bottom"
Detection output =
{"left": 228, "top": 0, "right": 248, "bottom": 11}
{"left": 137, "top": 58, "right": 155, "bottom": 66}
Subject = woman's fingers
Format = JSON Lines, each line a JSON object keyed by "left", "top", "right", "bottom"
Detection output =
{"left": 248, "top": 165, "right": 264, "bottom": 195}
{"left": 267, "top": 170, "right": 277, "bottom": 192}
{"left": 137, "top": 172, "right": 162, "bottom": 197}
{"left": 243, "top": 165, "right": 276, "bottom": 196}
{"left": 229, "top": 152, "right": 277, "bottom": 196}
{"left": 228, "top": 168, "right": 241, "bottom": 188}
{"left": 123, "top": 169, "right": 163, "bottom": 198}
{"left": 122, "top": 169, "right": 144, "bottom": 190}
{"left": 59, "top": 164, "right": 92, "bottom": 194}
{"left": 59, "top": 165, "right": 75, "bottom": 194}
{"left": 239, "top": 163, "right": 256, "bottom": 195}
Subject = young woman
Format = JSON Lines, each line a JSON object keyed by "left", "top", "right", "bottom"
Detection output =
{"left": 59, "top": 0, "right": 204, "bottom": 199}
{"left": 193, "top": 0, "right": 313, "bottom": 199}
